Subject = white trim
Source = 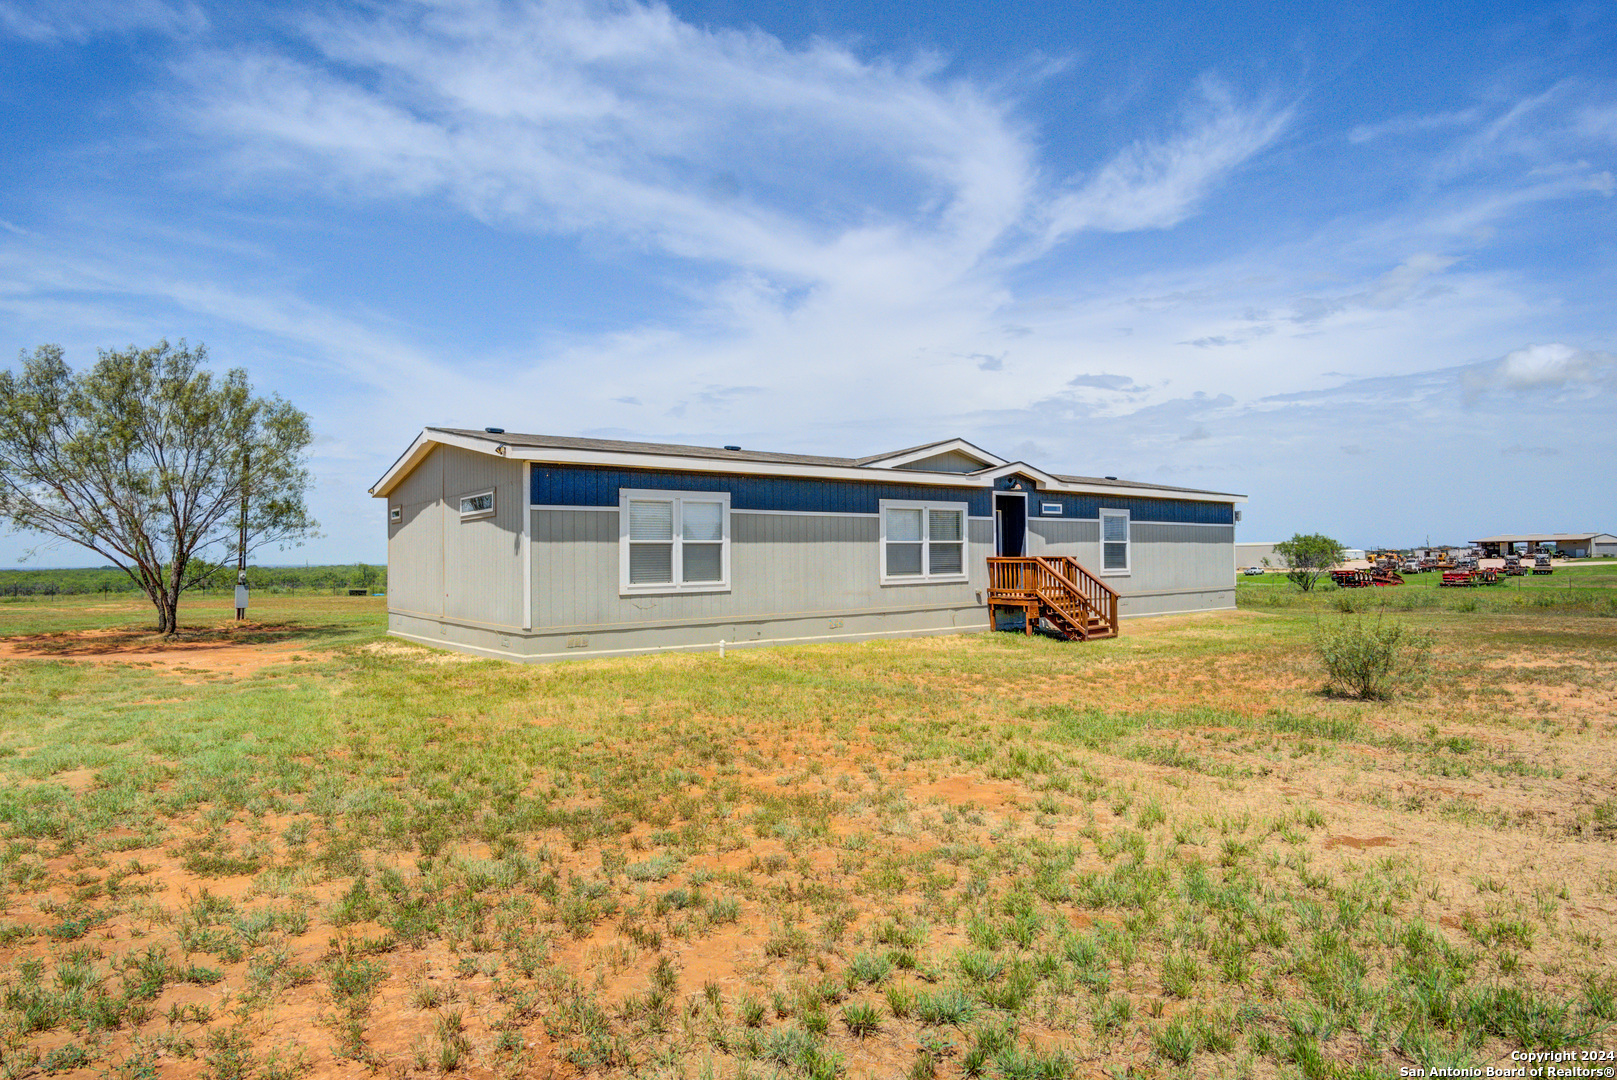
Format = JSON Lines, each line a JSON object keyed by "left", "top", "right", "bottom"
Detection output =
{"left": 1130, "top": 520, "right": 1236, "bottom": 529}
{"left": 1120, "top": 605, "right": 1236, "bottom": 619}
{"left": 1099, "top": 508, "right": 1131, "bottom": 576}
{"left": 387, "top": 620, "right": 988, "bottom": 662}
{"left": 618, "top": 488, "right": 731, "bottom": 596}
{"left": 992, "top": 490, "right": 1028, "bottom": 558}
{"left": 458, "top": 488, "right": 496, "bottom": 520}
{"left": 389, "top": 505, "right": 402, "bottom": 523}
{"left": 1040, "top": 502, "right": 1062, "bottom": 516}
{"left": 371, "top": 429, "right": 1247, "bottom": 504}
{"left": 859, "top": 438, "right": 1007, "bottom": 471}
{"left": 532, "top": 504, "right": 995, "bottom": 520}
{"left": 731, "top": 508, "right": 875, "bottom": 518}
{"left": 521, "top": 494, "right": 532, "bottom": 632}
{"left": 879, "top": 499, "right": 970, "bottom": 585}
{"left": 1028, "top": 517, "right": 1234, "bottom": 530}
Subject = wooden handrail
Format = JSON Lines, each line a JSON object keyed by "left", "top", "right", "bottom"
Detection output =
{"left": 986, "top": 555, "right": 1119, "bottom": 640}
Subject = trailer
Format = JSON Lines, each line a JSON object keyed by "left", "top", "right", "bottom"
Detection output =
{"left": 1331, "top": 568, "right": 1405, "bottom": 588}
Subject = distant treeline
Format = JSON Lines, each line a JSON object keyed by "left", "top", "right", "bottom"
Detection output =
{"left": 0, "top": 564, "right": 386, "bottom": 597}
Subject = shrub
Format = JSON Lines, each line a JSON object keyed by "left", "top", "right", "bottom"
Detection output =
{"left": 1315, "top": 616, "right": 1433, "bottom": 700}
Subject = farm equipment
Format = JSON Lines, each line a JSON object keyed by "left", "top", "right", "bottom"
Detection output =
{"left": 1504, "top": 554, "right": 1526, "bottom": 576}
{"left": 1444, "top": 568, "right": 1505, "bottom": 587}
{"left": 1533, "top": 553, "right": 1554, "bottom": 575}
{"left": 1331, "top": 567, "right": 1405, "bottom": 588}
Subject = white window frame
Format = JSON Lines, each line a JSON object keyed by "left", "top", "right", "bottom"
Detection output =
{"left": 389, "top": 506, "right": 402, "bottom": 523}
{"left": 459, "top": 489, "right": 495, "bottom": 521}
{"left": 1099, "top": 508, "right": 1131, "bottom": 576}
{"left": 618, "top": 489, "right": 731, "bottom": 595}
{"left": 879, "top": 499, "right": 970, "bottom": 585}
{"left": 1041, "top": 502, "right": 1062, "bottom": 516}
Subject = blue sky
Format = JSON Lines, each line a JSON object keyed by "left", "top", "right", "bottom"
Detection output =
{"left": 1, "top": 0, "right": 1613, "bottom": 565}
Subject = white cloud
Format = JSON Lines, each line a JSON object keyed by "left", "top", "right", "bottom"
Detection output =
{"left": 2, "top": 0, "right": 1612, "bottom": 560}
{"left": 0, "top": 0, "right": 202, "bottom": 42}
{"left": 1041, "top": 79, "right": 1291, "bottom": 238}
{"left": 1346, "top": 108, "right": 1480, "bottom": 144}
{"left": 1495, "top": 342, "right": 1613, "bottom": 389}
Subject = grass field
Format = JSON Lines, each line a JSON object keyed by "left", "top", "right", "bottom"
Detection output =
{"left": 0, "top": 575, "right": 1613, "bottom": 1079}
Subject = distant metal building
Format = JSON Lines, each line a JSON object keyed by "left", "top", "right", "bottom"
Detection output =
{"left": 1236, "top": 542, "right": 1285, "bottom": 569}
{"left": 1472, "top": 533, "right": 1617, "bottom": 559}
{"left": 371, "top": 430, "right": 1246, "bottom": 662}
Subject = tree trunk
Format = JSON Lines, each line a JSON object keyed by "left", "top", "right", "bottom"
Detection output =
{"left": 149, "top": 587, "right": 179, "bottom": 635}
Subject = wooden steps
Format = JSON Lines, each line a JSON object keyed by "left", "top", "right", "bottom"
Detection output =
{"left": 986, "top": 556, "right": 1119, "bottom": 641}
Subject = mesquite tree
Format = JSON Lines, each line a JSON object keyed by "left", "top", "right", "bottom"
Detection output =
{"left": 0, "top": 340, "right": 317, "bottom": 633}
{"left": 1272, "top": 532, "right": 1346, "bottom": 593}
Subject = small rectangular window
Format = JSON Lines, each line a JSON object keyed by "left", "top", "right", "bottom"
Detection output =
{"left": 1100, "top": 510, "right": 1130, "bottom": 574}
{"left": 881, "top": 500, "right": 969, "bottom": 584}
{"left": 620, "top": 489, "right": 731, "bottom": 593}
{"left": 459, "top": 490, "right": 495, "bottom": 520}
{"left": 1041, "top": 502, "right": 1061, "bottom": 516}
{"left": 389, "top": 506, "right": 402, "bottom": 523}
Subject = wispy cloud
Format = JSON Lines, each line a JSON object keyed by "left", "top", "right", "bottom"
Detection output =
{"left": 1347, "top": 108, "right": 1481, "bottom": 144}
{"left": 0, "top": 0, "right": 202, "bottom": 42}
{"left": 1041, "top": 79, "right": 1291, "bottom": 239}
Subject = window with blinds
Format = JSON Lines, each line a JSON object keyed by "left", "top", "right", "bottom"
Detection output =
{"left": 880, "top": 500, "right": 969, "bottom": 583}
{"left": 458, "top": 490, "right": 495, "bottom": 519}
{"left": 1101, "top": 510, "right": 1130, "bottom": 573}
{"left": 619, "top": 489, "right": 731, "bottom": 593}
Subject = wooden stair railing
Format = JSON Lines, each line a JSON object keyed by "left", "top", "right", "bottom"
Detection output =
{"left": 986, "top": 556, "right": 1119, "bottom": 641}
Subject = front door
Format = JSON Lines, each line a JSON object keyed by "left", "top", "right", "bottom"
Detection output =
{"left": 994, "top": 493, "right": 1026, "bottom": 557}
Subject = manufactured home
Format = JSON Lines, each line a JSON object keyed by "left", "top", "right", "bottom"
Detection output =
{"left": 370, "top": 429, "right": 1246, "bottom": 662}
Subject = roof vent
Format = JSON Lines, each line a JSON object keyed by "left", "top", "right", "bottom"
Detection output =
{"left": 1104, "top": 475, "right": 1117, "bottom": 480}
{"left": 723, "top": 445, "right": 742, "bottom": 451}
{"left": 485, "top": 427, "right": 505, "bottom": 434}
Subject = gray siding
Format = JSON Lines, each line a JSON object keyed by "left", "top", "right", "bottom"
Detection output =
{"left": 895, "top": 450, "right": 990, "bottom": 474}
{"left": 442, "top": 449, "right": 525, "bottom": 628}
{"left": 1028, "top": 519, "right": 1235, "bottom": 614}
{"left": 530, "top": 510, "right": 991, "bottom": 631}
{"left": 385, "top": 445, "right": 446, "bottom": 618}
{"left": 385, "top": 445, "right": 525, "bottom": 629}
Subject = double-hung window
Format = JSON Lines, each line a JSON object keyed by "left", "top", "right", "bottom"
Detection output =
{"left": 619, "top": 489, "right": 730, "bottom": 594}
{"left": 880, "top": 500, "right": 968, "bottom": 584}
{"left": 1100, "top": 509, "right": 1130, "bottom": 574}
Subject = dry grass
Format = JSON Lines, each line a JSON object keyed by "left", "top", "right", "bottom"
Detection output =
{"left": 0, "top": 594, "right": 1612, "bottom": 1079}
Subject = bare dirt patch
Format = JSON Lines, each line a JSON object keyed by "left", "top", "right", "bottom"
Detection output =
{"left": 1323, "top": 835, "right": 1397, "bottom": 851}
{"left": 0, "top": 622, "right": 338, "bottom": 675}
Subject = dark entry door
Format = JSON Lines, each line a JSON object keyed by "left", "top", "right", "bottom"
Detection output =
{"left": 994, "top": 494, "right": 1026, "bottom": 557}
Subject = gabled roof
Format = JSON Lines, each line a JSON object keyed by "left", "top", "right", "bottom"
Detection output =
{"left": 370, "top": 427, "right": 1246, "bottom": 503}
{"left": 854, "top": 438, "right": 1006, "bottom": 469}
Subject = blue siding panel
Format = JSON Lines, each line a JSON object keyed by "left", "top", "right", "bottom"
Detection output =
{"left": 1030, "top": 492, "right": 1233, "bottom": 525}
{"left": 532, "top": 465, "right": 994, "bottom": 516}
{"left": 530, "top": 464, "right": 1232, "bottom": 524}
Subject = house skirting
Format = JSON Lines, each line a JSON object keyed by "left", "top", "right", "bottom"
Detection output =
{"left": 387, "top": 604, "right": 993, "bottom": 663}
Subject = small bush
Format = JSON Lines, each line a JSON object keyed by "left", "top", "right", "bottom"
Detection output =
{"left": 1315, "top": 616, "right": 1432, "bottom": 700}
